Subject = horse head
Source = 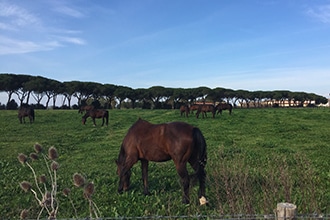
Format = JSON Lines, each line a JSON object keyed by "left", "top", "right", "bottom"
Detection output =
{"left": 115, "top": 159, "right": 131, "bottom": 193}
{"left": 82, "top": 116, "right": 87, "bottom": 125}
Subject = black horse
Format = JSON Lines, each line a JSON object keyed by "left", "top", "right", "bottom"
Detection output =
{"left": 82, "top": 109, "right": 109, "bottom": 126}
{"left": 215, "top": 103, "right": 233, "bottom": 115}
{"left": 116, "top": 118, "right": 207, "bottom": 204}
{"left": 18, "top": 106, "right": 35, "bottom": 124}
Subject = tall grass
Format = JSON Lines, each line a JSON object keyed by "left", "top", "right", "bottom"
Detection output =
{"left": 0, "top": 108, "right": 329, "bottom": 218}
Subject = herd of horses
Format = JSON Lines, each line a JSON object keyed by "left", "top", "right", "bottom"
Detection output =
{"left": 180, "top": 103, "right": 233, "bottom": 118}
{"left": 16, "top": 102, "right": 234, "bottom": 204}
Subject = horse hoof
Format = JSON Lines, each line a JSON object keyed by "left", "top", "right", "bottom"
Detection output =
{"left": 143, "top": 191, "right": 151, "bottom": 196}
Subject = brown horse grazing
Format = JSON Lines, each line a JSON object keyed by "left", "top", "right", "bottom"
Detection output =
{"left": 82, "top": 109, "right": 109, "bottom": 126}
{"left": 78, "top": 105, "right": 94, "bottom": 114}
{"left": 179, "top": 105, "right": 190, "bottom": 117}
{"left": 189, "top": 104, "right": 200, "bottom": 114}
{"left": 215, "top": 103, "right": 233, "bottom": 115}
{"left": 196, "top": 104, "right": 216, "bottom": 118}
{"left": 18, "top": 106, "right": 35, "bottom": 124}
{"left": 116, "top": 118, "right": 207, "bottom": 205}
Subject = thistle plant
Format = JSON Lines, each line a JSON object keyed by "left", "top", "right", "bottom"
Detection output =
{"left": 18, "top": 143, "right": 101, "bottom": 219}
{"left": 18, "top": 143, "right": 60, "bottom": 219}
{"left": 73, "top": 173, "right": 101, "bottom": 219}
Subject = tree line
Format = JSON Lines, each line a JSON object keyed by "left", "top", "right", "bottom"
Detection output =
{"left": 0, "top": 73, "right": 327, "bottom": 110}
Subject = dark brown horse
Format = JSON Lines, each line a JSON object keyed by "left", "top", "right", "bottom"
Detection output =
{"left": 189, "top": 104, "right": 200, "bottom": 114}
{"left": 215, "top": 103, "right": 233, "bottom": 115}
{"left": 116, "top": 118, "right": 207, "bottom": 204}
{"left": 18, "top": 106, "right": 35, "bottom": 124}
{"left": 196, "top": 104, "right": 216, "bottom": 118}
{"left": 179, "top": 105, "right": 190, "bottom": 117}
{"left": 78, "top": 105, "right": 94, "bottom": 114}
{"left": 82, "top": 109, "right": 109, "bottom": 126}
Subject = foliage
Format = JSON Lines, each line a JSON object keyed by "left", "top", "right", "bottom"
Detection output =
{"left": 0, "top": 73, "right": 328, "bottom": 110}
{"left": 0, "top": 108, "right": 329, "bottom": 219}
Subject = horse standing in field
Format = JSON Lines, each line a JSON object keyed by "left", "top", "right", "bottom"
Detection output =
{"left": 189, "top": 104, "right": 200, "bottom": 114}
{"left": 116, "top": 118, "right": 207, "bottom": 205}
{"left": 215, "top": 103, "right": 233, "bottom": 115}
{"left": 78, "top": 105, "right": 94, "bottom": 114}
{"left": 18, "top": 106, "right": 35, "bottom": 124}
{"left": 180, "top": 105, "right": 190, "bottom": 117}
{"left": 82, "top": 109, "right": 109, "bottom": 126}
{"left": 196, "top": 104, "right": 216, "bottom": 118}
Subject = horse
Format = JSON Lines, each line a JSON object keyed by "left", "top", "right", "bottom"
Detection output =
{"left": 82, "top": 109, "right": 109, "bottom": 126}
{"left": 179, "top": 105, "right": 190, "bottom": 117}
{"left": 215, "top": 103, "right": 233, "bottom": 115}
{"left": 189, "top": 104, "right": 200, "bottom": 114}
{"left": 116, "top": 118, "right": 207, "bottom": 205}
{"left": 18, "top": 106, "right": 35, "bottom": 124}
{"left": 78, "top": 105, "right": 94, "bottom": 114}
{"left": 196, "top": 104, "right": 216, "bottom": 118}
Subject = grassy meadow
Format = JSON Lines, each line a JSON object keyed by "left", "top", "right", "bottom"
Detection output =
{"left": 0, "top": 108, "right": 329, "bottom": 219}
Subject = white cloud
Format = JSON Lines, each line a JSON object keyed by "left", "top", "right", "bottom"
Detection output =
{"left": 0, "top": 35, "right": 59, "bottom": 55}
{"left": 53, "top": 4, "right": 85, "bottom": 18}
{"left": 0, "top": 2, "right": 86, "bottom": 55}
{"left": 56, "top": 36, "right": 86, "bottom": 45}
{"left": 306, "top": 4, "right": 330, "bottom": 23}
{"left": 0, "top": 2, "right": 40, "bottom": 29}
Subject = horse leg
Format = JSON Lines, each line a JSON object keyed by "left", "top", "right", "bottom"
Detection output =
{"left": 141, "top": 159, "right": 150, "bottom": 195}
{"left": 176, "top": 163, "right": 190, "bottom": 204}
{"left": 101, "top": 117, "right": 105, "bottom": 126}
{"left": 92, "top": 118, "right": 96, "bottom": 126}
{"left": 189, "top": 160, "right": 207, "bottom": 204}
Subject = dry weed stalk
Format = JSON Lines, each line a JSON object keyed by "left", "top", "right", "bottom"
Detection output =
{"left": 73, "top": 173, "right": 101, "bottom": 218}
{"left": 208, "top": 147, "right": 319, "bottom": 215}
{"left": 18, "top": 143, "right": 101, "bottom": 219}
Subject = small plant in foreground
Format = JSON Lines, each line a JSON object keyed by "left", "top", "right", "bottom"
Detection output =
{"left": 18, "top": 144, "right": 60, "bottom": 219}
{"left": 18, "top": 143, "right": 100, "bottom": 219}
{"left": 73, "top": 173, "right": 101, "bottom": 219}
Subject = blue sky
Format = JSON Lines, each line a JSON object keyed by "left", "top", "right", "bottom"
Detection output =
{"left": 1, "top": 0, "right": 330, "bottom": 99}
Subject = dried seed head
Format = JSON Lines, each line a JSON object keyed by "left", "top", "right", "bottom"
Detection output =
{"left": 20, "top": 209, "right": 29, "bottom": 219}
{"left": 73, "top": 173, "right": 85, "bottom": 187}
{"left": 20, "top": 181, "right": 32, "bottom": 192}
{"left": 42, "top": 191, "right": 52, "bottom": 207}
{"left": 62, "top": 188, "right": 71, "bottom": 197}
{"left": 30, "top": 153, "right": 39, "bottom": 161}
{"left": 34, "top": 143, "right": 43, "bottom": 153}
{"left": 84, "top": 182, "right": 95, "bottom": 198}
{"left": 18, "top": 153, "right": 28, "bottom": 165}
{"left": 48, "top": 147, "right": 58, "bottom": 160}
{"left": 39, "top": 175, "right": 47, "bottom": 184}
{"left": 51, "top": 161, "right": 59, "bottom": 171}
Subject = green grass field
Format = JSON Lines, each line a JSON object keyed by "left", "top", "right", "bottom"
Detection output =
{"left": 0, "top": 108, "right": 329, "bottom": 219}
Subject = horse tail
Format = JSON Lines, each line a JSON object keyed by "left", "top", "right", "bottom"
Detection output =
{"left": 31, "top": 108, "right": 35, "bottom": 122}
{"left": 192, "top": 127, "right": 207, "bottom": 199}
{"left": 193, "top": 127, "right": 207, "bottom": 168}
{"left": 105, "top": 110, "right": 109, "bottom": 125}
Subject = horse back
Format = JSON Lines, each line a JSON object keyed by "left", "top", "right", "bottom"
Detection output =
{"left": 122, "top": 119, "right": 195, "bottom": 162}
